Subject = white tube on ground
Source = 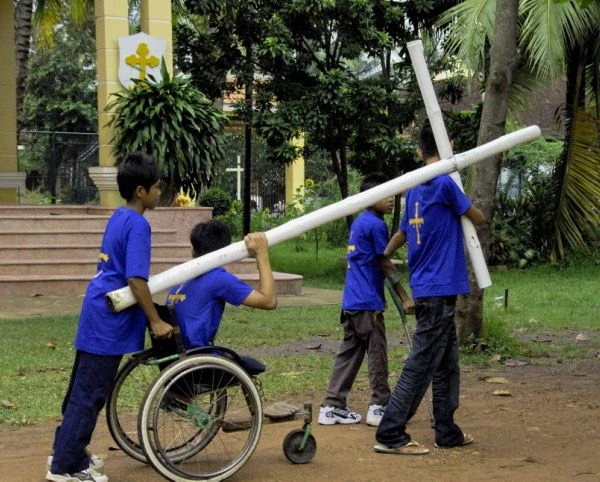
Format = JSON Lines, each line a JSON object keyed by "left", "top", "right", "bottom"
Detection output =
{"left": 407, "top": 40, "right": 492, "bottom": 289}
{"left": 107, "top": 126, "right": 541, "bottom": 312}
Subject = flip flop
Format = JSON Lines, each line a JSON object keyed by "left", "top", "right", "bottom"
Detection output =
{"left": 435, "top": 433, "right": 474, "bottom": 448}
{"left": 374, "top": 440, "right": 430, "bottom": 455}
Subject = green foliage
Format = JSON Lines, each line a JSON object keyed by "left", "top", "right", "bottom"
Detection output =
{"left": 489, "top": 137, "right": 562, "bottom": 267}
{"left": 197, "top": 187, "right": 232, "bottom": 216}
{"left": 21, "top": 13, "right": 97, "bottom": 201}
{"left": 551, "top": 110, "right": 600, "bottom": 260}
{"left": 176, "top": 0, "right": 454, "bottom": 204}
{"left": 23, "top": 15, "right": 97, "bottom": 133}
{"left": 438, "top": 0, "right": 600, "bottom": 267}
{"left": 215, "top": 200, "right": 243, "bottom": 239}
{"left": 444, "top": 104, "right": 483, "bottom": 153}
{"left": 106, "top": 63, "right": 228, "bottom": 204}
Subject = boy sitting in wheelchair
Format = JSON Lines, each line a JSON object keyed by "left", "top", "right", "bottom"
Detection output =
{"left": 154, "top": 220, "right": 277, "bottom": 386}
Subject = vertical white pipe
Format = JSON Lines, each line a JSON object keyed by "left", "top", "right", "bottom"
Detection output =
{"left": 407, "top": 40, "right": 492, "bottom": 289}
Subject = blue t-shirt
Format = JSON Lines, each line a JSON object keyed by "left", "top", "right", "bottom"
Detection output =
{"left": 400, "top": 175, "right": 472, "bottom": 298}
{"left": 342, "top": 210, "right": 389, "bottom": 311}
{"left": 75, "top": 207, "right": 151, "bottom": 355}
{"left": 166, "top": 268, "right": 253, "bottom": 349}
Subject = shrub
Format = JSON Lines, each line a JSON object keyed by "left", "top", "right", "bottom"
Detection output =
{"left": 198, "top": 187, "right": 232, "bottom": 216}
{"left": 106, "top": 63, "right": 227, "bottom": 205}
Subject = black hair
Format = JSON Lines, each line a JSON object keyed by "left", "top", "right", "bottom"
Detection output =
{"left": 116, "top": 151, "right": 161, "bottom": 201}
{"left": 418, "top": 125, "right": 439, "bottom": 160}
{"left": 360, "top": 172, "right": 390, "bottom": 192}
{"left": 190, "top": 220, "right": 232, "bottom": 257}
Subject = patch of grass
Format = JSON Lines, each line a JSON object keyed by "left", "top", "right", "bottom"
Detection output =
{"left": 460, "top": 311, "right": 523, "bottom": 365}
{"left": 269, "top": 240, "right": 346, "bottom": 289}
{"left": 1, "top": 258, "right": 597, "bottom": 424}
{"left": 0, "top": 315, "right": 78, "bottom": 424}
{"left": 217, "top": 305, "right": 343, "bottom": 348}
{"left": 487, "top": 263, "right": 598, "bottom": 331}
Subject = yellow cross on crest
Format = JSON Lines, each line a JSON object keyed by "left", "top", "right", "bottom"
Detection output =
{"left": 125, "top": 42, "right": 160, "bottom": 81}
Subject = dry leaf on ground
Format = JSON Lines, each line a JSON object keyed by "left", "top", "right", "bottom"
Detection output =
{"left": 485, "top": 377, "right": 510, "bottom": 384}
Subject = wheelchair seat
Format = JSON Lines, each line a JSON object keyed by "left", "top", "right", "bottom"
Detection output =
{"left": 149, "top": 304, "right": 266, "bottom": 376}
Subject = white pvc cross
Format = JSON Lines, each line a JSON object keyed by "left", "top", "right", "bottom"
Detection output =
{"left": 225, "top": 154, "right": 244, "bottom": 201}
{"left": 107, "top": 126, "right": 539, "bottom": 312}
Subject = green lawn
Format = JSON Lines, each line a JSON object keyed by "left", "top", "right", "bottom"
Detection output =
{"left": 0, "top": 242, "right": 597, "bottom": 424}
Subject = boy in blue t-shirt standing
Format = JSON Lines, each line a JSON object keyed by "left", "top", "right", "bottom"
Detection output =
{"left": 319, "top": 173, "right": 414, "bottom": 427}
{"left": 166, "top": 220, "right": 277, "bottom": 351}
{"left": 46, "top": 152, "right": 173, "bottom": 482}
{"left": 374, "top": 126, "right": 484, "bottom": 455}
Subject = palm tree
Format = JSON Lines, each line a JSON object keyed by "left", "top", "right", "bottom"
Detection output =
{"left": 14, "top": 0, "right": 34, "bottom": 134}
{"left": 439, "top": 0, "right": 600, "bottom": 260}
{"left": 437, "top": 0, "right": 600, "bottom": 343}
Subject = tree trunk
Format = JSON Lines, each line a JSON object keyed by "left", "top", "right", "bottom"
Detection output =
{"left": 15, "top": 0, "right": 34, "bottom": 135}
{"left": 457, "top": 0, "right": 519, "bottom": 345}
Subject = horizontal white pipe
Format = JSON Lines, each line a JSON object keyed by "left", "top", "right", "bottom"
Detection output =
{"left": 107, "top": 125, "right": 541, "bottom": 312}
{"left": 407, "top": 40, "right": 491, "bottom": 288}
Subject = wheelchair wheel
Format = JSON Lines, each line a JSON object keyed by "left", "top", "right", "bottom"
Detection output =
{"left": 106, "top": 350, "right": 160, "bottom": 462}
{"left": 138, "top": 355, "right": 263, "bottom": 481}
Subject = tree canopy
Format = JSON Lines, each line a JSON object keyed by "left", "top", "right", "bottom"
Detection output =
{"left": 175, "top": 0, "right": 460, "bottom": 216}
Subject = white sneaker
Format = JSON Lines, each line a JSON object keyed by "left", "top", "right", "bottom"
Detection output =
{"left": 366, "top": 404, "right": 385, "bottom": 427}
{"left": 46, "top": 468, "right": 108, "bottom": 482}
{"left": 318, "top": 405, "right": 362, "bottom": 425}
{"left": 47, "top": 453, "right": 104, "bottom": 473}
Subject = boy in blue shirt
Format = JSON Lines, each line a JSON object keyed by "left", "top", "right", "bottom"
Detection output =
{"left": 46, "top": 152, "right": 173, "bottom": 482}
{"left": 374, "top": 126, "right": 484, "bottom": 455}
{"left": 319, "top": 173, "right": 414, "bottom": 427}
{"left": 166, "top": 220, "right": 277, "bottom": 353}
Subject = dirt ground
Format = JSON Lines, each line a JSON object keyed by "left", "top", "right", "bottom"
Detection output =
{"left": 1, "top": 352, "right": 599, "bottom": 481}
{"left": 1, "top": 294, "right": 599, "bottom": 481}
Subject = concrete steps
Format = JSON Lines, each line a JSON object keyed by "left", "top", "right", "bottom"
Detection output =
{"left": 0, "top": 206, "right": 302, "bottom": 298}
{"left": 0, "top": 258, "right": 191, "bottom": 276}
{"left": 0, "top": 243, "right": 189, "bottom": 260}
{"left": 0, "top": 228, "right": 176, "bottom": 245}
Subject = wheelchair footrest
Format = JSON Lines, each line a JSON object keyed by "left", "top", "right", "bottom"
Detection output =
{"left": 220, "top": 418, "right": 253, "bottom": 432}
{"left": 263, "top": 402, "right": 299, "bottom": 420}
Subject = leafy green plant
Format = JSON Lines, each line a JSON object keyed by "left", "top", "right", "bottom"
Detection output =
{"left": 490, "top": 136, "right": 562, "bottom": 267}
{"left": 197, "top": 187, "right": 232, "bottom": 216}
{"left": 106, "top": 63, "right": 228, "bottom": 204}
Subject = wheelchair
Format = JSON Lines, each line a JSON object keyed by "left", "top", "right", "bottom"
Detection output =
{"left": 105, "top": 306, "right": 316, "bottom": 481}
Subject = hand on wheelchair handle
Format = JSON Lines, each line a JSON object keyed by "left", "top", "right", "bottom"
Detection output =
{"left": 150, "top": 319, "right": 174, "bottom": 339}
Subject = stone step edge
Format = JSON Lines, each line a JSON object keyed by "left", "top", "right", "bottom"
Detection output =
{"left": 0, "top": 242, "right": 190, "bottom": 250}
{"left": 0, "top": 258, "right": 191, "bottom": 266}
{"left": 0, "top": 228, "right": 177, "bottom": 235}
{"left": 0, "top": 214, "right": 111, "bottom": 220}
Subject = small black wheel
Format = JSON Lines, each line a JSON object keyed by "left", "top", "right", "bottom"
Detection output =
{"left": 282, "top": 429, "right": 316, "bottom": 464}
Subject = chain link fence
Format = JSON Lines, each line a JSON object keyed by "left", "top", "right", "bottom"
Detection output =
{"left": 17, "top": 130, "right": 339, "bottom": 209}
{"left": 18, "top": 131, "right": 99, "bottom": 204}
{"left": 212, "top": 132, "right": 286, "bottom": 213}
